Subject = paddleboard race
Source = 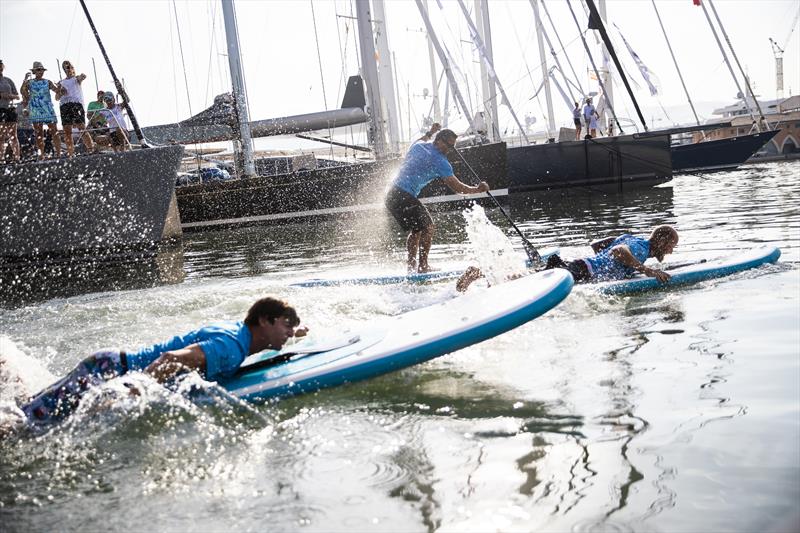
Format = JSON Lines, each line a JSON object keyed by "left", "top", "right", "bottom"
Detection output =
{"left": 1, "top": 1, "right": 799, "bottom": 532}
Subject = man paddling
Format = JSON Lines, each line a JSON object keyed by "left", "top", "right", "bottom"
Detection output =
{"left": 385, "top": 128, "right": 489, "bottom": 273}
{"left": 15, "top": 297, "right": 306, "bottom": 430}
{"left": 457, "top": 225, "right": 679, "bottom": 291}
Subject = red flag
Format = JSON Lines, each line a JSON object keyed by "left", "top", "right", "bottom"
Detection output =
{"left": 693, "top": 0, "right": 702, "bottom": 5}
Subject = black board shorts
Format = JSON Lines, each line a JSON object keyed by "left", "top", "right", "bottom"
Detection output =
{"left": 573, "top": 118, "right": 581, "bottom": 127}
{"left": 385, "top": 186, "right": 433, "bottom": 232}
{"left": 60, "top": 102, "right": 85, "bottom": 125}
{"left": 0, "top": 107, "right": 18, "bottom": 123}
{"left": 545, "top": 254, "right": 592, "bottom": 282}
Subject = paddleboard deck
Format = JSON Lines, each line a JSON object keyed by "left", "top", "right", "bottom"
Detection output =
{"left": 596, "top": 246, "right": 781, "bottom": 295}
{"left": 291, "top": 247, "right": 559, "bottom": 288}
{"left": 220, "top": 268, "right": 574, "bottom": 403}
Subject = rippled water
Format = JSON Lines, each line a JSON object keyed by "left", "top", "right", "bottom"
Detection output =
{"left": 1, "top": 161, "right": 798, "bottom": 532}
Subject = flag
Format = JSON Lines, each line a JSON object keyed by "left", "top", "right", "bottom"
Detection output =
{"left": 614, "top": 23, "right": 661, "bottom": 96}
{"left": 693, "top": 0, "right": 702, "bottom": 5}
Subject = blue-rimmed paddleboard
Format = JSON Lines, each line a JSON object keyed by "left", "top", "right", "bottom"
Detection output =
{"left": 220, "top": 268, "right": 573, "bottom": 403}
{"left": 597, "top": 246, "right": 781, "bottom": 295}
{"left": 290, "top": 247, "right": 559, "bottom": 288}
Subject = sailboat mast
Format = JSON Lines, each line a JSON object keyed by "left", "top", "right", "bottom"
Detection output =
{"left": 706, "top": 0, "right": 769, "bottom": 129}
{"left": 415, "top": 0, "right": 476, "bottom": 133}
{"left": 78, "top": 0, "right": 147, "bottom": 147}
{"left": 598, "top": 0, "right": 614, "bottom": 133}
{"left": 475, "top": 0, "right": 500, "bottom": 142}
{"left": 355, "top": 0, "right": 389, "bottom": 159}
{"left": 221, "top": 0, "right": 256, "bottom": 177}
{"left": 424, "top": 0, "right": 442, "bottom": 124}
{"left": 585, "top": 0, "right": 646, "bottom": 132}
{"left": 651, "top": 0, "right": 702, "bottom": 128}
{"left": 456, "top": 0, "right": 528, "bottom": 143}
{"left": 696, "top": 0, "right": 758, "bottom": 128}
{"left": 372, "top": 0, "right": 402, "bottom": 154}
{"left": 565, "top": 0, "right": 623, "bottom": 133}
{"left": 530, "top": 0, "right": 556, "bottom": 139}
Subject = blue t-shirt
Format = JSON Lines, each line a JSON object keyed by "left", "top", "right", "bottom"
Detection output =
{"left": 585, "top": 234, "right": 650, "bottom": 280}
{"left": 391, "top": 142, "right": 454, "bottom": 197}
{"left": 125, "top": 321, "right": 252, "bottom": 382}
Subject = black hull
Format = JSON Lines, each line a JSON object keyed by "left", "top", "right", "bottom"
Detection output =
{"left": 0, "top": 145, "right": 184, "bottom": 263}
{"left": 671, "top": 130, "right": 779, "bottom": 173}
{"left": 507, "top": 134, "right": 673, "bottom": 193}
{"left": 176, "top": 142, "right": 508, "bottom": 230}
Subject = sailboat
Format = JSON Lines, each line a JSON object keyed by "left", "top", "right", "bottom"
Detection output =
{"left": 143, "top": 0, "right": 507, "bottom": 231}
{"left": 1, "top": 0, "right": 184, "bottom": 266}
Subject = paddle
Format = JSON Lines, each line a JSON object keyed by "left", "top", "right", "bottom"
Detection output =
{"left": 452, "top": 147, "right": 542, "bottom": 265}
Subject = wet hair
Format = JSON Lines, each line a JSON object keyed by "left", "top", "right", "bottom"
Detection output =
{"left": 244, "top": 297, "right": 300, "bottom": 327}
{"left": 650, "top": 225, "right": 678, "bottom": 245}
{"left": 434, "top": 128, "right": 457, "bottom": 145}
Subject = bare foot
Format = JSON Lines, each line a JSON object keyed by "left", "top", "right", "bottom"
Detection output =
{"left": 456, "top": 266, "right": 483, "bottom": 292}
{"left": 417, "top": 264, "right": 438, "bottom": 273}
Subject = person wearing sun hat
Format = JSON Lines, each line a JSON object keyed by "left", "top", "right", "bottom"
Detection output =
{"left": 20, "top": 61, "right": 61, "bottom": 160}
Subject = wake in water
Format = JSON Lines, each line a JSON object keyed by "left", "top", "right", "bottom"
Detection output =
{"left": 461, "top": 204, "right": 529, "bottom": 287}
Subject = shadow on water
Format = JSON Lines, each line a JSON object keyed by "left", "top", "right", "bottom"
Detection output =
{"left": 0, "top": 243, "right": 185, "bottom": 308}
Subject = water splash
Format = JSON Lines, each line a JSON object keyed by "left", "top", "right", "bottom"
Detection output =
{"left": 462, "top": 204, "right": 528, "bottom": 286}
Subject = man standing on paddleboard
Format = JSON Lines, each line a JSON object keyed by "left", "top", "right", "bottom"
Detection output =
{"left": 9, "top": 297, "right": 307, "bottom": 433}
{"left": 457, "top": 225, "right": 679, "bottom": 291}
{"left": 385, "top": 126, "right": 489, "bottom": 273}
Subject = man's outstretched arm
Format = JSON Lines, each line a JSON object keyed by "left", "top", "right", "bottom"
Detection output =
{"left": 145, "top": 344, "right": 206, "bottom": 383}
{"left": 442, "top": 175, "right": 489, "bottom": 195}
{"left": 610, "top": 245, "right": 671, "bottom": 282}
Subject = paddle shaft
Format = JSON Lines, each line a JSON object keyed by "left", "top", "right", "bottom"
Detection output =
{"left": 452, "top": 148, "right": 541, "bottom": 262}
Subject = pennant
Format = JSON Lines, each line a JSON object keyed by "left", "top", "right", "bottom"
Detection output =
{"left": 614, "top": 23, "right": 661, "bottom": 96}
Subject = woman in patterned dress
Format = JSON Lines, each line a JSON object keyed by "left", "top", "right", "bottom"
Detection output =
{"left": 20, "top": 61, "right": 61, "bottom": 160}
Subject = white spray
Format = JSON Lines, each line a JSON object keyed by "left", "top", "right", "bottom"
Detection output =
{"left": 462, "top": 204, "right": 528, "bottom": 286}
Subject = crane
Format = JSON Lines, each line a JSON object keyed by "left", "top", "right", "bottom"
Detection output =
{"left": 770, "top": 5, "right": 800, "bottom": 99}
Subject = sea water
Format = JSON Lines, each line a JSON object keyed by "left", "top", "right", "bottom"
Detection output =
{"left": 0, "top": 161, "right": 798, "bottom": 532}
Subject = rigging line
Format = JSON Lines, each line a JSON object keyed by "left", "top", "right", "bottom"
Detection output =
{"left": 171, "top": 0, "right": 201, "bottom": 166}
{"left": 651, "top": 0, "right": 701, "bottom": 131}
{"left": 541, "top": 0, "right": 584, "bottom": 97}
{"left": 168, "top": 1, "right": 179, "bottom": 123}
{"left": 63, "top": 1, "right": 78, "bottom": 57}
{"left": 333, "top": 1, "right": 347, "bottom": 105}
{"left": 310, "top": 0, "right": 329, "bottom": 110}
{"left": 566, "top": 1, "right": 623, "bottom": 135}
{"left": 707, "top": 0, "right": 769, "bottom": 128}
{"left": 203, "top": 0, "right": 220, "bottom": 106}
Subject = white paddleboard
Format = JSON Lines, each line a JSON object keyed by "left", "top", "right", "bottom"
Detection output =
{"left": 597, "top": 246, "right": 781, "bottom": 295}
{"left": 220, "top": 268, "right": 574, "bottom": 403}
{"left": 290, "top": 247, "right": 559, "bottom": 288}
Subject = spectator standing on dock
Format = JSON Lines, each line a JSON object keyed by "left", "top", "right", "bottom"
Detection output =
{"left": 20, "top": 61, "right": 61, "bottom": 160}
{"left": 385, "top": 128, "right": 489, "bottom": 273}
{"left": 572, "top": 102, "right": 582, "bottom": 141}
{"left": 101, "top": 92, "right": 129, "bottom": 152}
{"left": 0, "top": 59, "right": 22, "bottom": 163}
{"left": 583, "top": 97, "right": 599, "bottom": 139}
{"left": 57, "top": 60, "right": 95, "bottom": 157}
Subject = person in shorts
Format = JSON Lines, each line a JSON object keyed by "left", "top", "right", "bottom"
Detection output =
{"left": 385, "top": 128, "right": 489, "bottom": 273}
{"left": 572, "top": 101, "right": 582, "bottom": 141}
{"left": 0, "top": 59, "right": 22, "bottom": 163}
{"left": 57, "top": 60, "right": 95, "bottom": 157}
{"left": 455, "top": 226, "right": 678, "bottom": 291}
{"left": 101, "top": 92, "right": 129, "bottom": 152}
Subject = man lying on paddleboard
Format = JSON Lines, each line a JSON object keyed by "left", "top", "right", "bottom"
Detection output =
{"left": 456, "top": 225, "right": 679, "bottom": 292}
{"left": 7, "top": 297, "right": 307, "bottom": 433}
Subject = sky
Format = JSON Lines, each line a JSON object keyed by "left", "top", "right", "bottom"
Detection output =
{"left": 1, "top": 0, "right": 798, "bottom": 148}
